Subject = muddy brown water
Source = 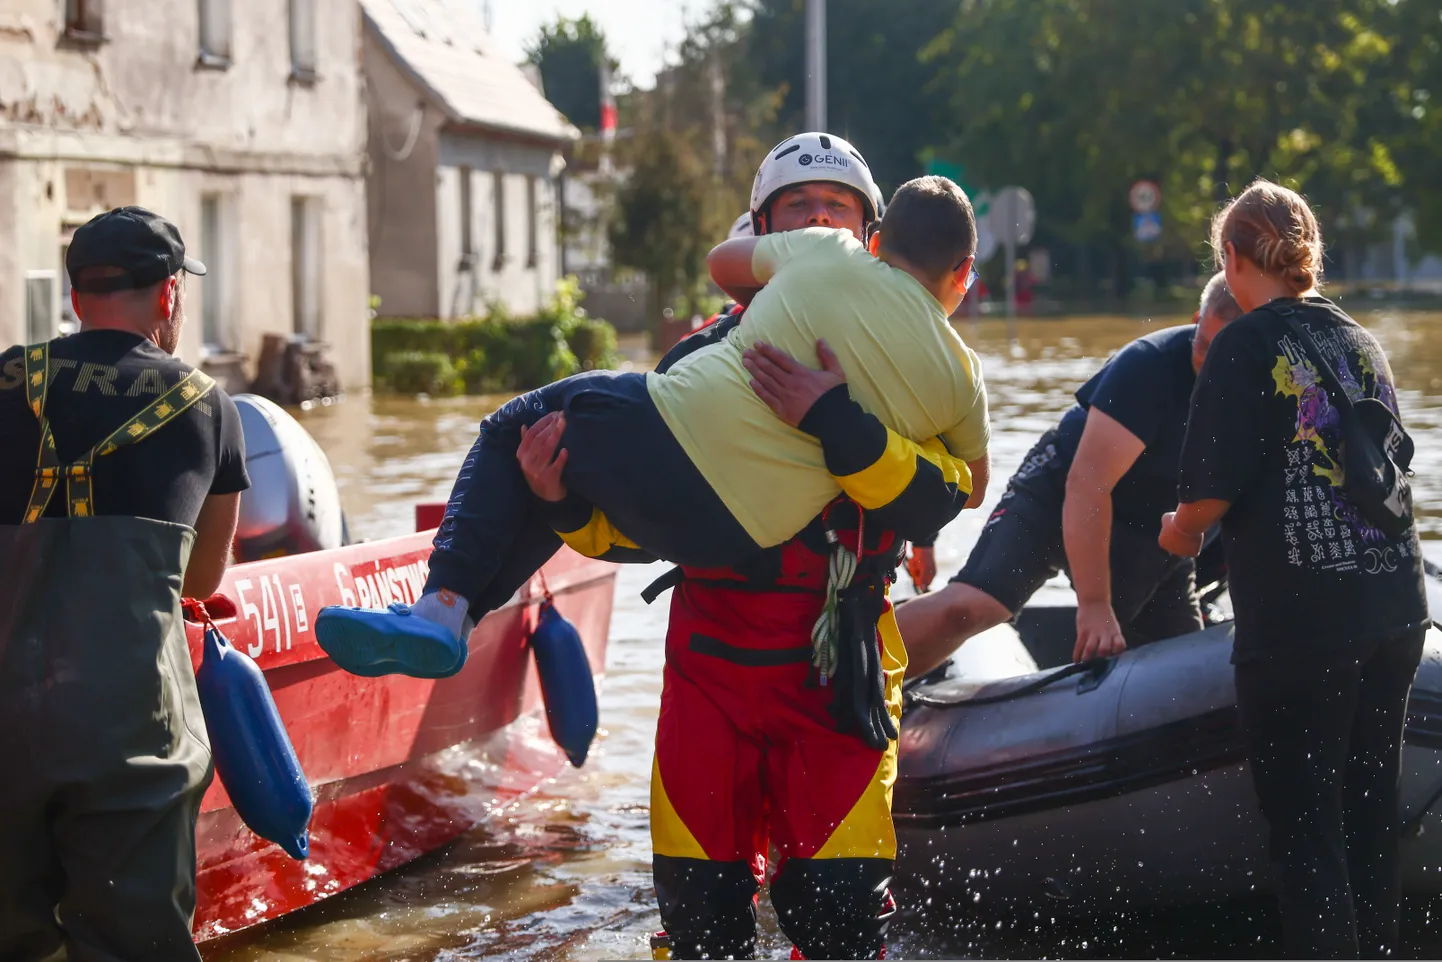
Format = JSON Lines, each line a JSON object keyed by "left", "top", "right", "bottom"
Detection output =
{"left": 203, "top": 310, "right": 1442, "bottom": 960}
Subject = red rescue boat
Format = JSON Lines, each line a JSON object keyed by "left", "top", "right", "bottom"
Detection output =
{"left": 182, "top": 504, "right": 616, "bottom": 941}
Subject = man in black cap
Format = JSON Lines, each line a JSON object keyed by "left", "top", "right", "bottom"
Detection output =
{"left": 0, "top": 206, "right": 249, "bottom": 960}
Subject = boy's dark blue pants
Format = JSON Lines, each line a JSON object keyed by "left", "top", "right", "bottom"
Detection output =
{"left": 423, "top": 370, "right": 760, "bottom": 619}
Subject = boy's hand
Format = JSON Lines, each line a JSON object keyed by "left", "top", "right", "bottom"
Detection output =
{"left": 518, "top": 412, "right": 569, "bottom": 502}
{"left": 743, "top": 339, "right": 846, "bottom": 428}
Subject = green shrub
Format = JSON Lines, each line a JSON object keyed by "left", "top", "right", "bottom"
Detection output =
{"left": 378, "top": 351, "right": 462, "bottom": 396}
{"left": 560, "top": 315, "right": 619, "bottom": 371}
{"left": 370, "top": 277, "right": 621, "bottom": 395}
{"left": 456, "top": 348, "right": 498, "bottom": 394}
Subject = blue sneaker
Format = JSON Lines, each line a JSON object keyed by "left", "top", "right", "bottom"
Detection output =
{"left": 315, "top": 602, "right": 466, "bottom": 679}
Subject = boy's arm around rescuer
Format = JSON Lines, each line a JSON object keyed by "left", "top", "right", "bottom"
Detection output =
{"left": 711, "top": 177, "right": 992, "bottom": 539}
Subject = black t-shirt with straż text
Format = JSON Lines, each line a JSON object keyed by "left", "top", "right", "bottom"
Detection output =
{"left": 0, "top": 330, "right": 250, "bottom": 528}
{"left": 1177, "top": 297, "right": 1428, "bottom": 659}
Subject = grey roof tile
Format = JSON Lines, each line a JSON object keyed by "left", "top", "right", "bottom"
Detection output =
{"left": 363, "top": 0, "right": 579, "bottom": 143}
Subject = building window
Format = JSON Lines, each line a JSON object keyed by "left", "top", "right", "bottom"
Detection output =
{"left": 526, "top": 176, "right": 539, "bottom": 270}
{"left": 200, "top": 194, "right": 235, "bottom": 351}
{"left": 291, "top": 196, "right": 323, "bottom": 339}
{"left": 289, "top": 0, "right": 317, "bottom": 82}
{"left": 25, "top": 272, "right": 57, "bottom": 344}
{"left": 197, "top": 0, "right": 231, "bottom": 66}
{"left": 63, "top": 0, "right": 105, "bottom": 42}
{"left": 492, "top": 171, "right": 507, "bottom": 272}
{"left": 459, "top": 166, "right": 474, "bottom": 259}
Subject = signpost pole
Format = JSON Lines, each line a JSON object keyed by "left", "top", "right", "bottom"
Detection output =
{"left": 806, "top": 0, "right": 826, "bottom": 131}
{"left": 1005, "top": 234, "right": 1017, "bottom": 323}
{"left": 987, "top": 185, "right": 1035, "bottom": 341}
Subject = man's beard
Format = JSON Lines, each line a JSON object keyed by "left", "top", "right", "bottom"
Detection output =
{"left": 158, "top": 285, "right": 185, "bottom": 354}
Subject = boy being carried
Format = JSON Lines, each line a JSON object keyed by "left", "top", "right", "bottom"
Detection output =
{"left": 315, "top": 174, "right": 990, "bottom": 680}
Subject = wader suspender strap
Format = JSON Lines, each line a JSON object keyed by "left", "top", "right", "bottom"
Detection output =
{"left": 21, "top": 340, "right": 217, "bottom": 523}
{"left": 23, "top": 343, "right": 62, "bottom": 523}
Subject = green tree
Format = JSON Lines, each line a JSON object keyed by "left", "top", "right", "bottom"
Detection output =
{"left": 922, "top": 0, "right": 1413, "bottom": 294}
{"left": 607, "top": 3, "right": 786, "bottom": 336}
{"left": 746, "top": 0, "right": 954, "bottom": 197}
{"left": 607, "top": 112, "right": 722, "bottom": 335}
{"left": 525, "top": 14, "right": 616, "bottom": 131}
{"left": 1387, "top": 0, "right": 1442, "bottom": 254}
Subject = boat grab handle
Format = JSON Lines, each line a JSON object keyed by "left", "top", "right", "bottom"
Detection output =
{"left": 907, "top": 657, "right": 1116, "bottom": 710}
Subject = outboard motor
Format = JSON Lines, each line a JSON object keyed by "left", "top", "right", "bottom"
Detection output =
{"left": 233, "top": 394, "right": 346, "bottom": 561}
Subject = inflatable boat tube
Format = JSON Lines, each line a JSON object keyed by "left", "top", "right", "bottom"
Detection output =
{"left": 894, "top": 566, "right": 1442, "bottom": 912}
{"left": 233, "top": 394, "right": 346, "bottom": 561}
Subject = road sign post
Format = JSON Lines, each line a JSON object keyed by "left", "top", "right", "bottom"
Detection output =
{"left": 1128, "top": 180, "right": 1161, "bottom": 214}
{"left": 1133, "top": 211, "right": 1163, "bottom": 244}
{"left": 971, "top": 190, "right": 997, "bottom": 265}
{"left": 1129, "top": 180, "right": 1162, "bottom": 245}
{"left": 989, "top": 186, "right": 1036, "bottom": 321}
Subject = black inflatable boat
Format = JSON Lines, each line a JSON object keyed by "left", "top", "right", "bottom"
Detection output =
{"left": 893, "top": 562, "right": 1442, "bottom": 910}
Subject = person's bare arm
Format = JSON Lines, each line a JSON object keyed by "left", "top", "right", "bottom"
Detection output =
{"left": 1161, "top": 499, "right": 1231, "bottom": 557}
{"left": 185, "top": 492, "right": 241, "bottom": 599}
{"left": 1063, "top": 409, "right": 1146, "bottom": 662}
{"left": 707, "top": 237, "right": 765, "bottom": 305}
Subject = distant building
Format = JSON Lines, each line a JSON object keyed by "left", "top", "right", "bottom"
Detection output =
{"left": 0, "top": 0, "right": 371, "bottom": 393}
{"left": 362, "top": 0, "right": 578, "bottom": 320}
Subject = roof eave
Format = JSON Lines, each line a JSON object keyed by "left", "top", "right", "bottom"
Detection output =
{"left": 441, "top": 117, "right": 581, "bottom": 148}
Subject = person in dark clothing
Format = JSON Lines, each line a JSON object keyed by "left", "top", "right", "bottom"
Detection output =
{"left": 1162, "top": 178, "right": 1429, "bottom": 960}
{"left": 897, "top": 273, "right": 1243, "bottom": 676}
{"left": 0, "top": 206, "right": 249, "bottom": 961}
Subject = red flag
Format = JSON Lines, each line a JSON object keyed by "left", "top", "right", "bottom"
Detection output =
{"left": 599, "top": 57, "right": 616, "bottom": 143}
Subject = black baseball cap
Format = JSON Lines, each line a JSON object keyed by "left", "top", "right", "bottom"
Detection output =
{"left": 67, "top": 206, "right": 207, "bottom": 294}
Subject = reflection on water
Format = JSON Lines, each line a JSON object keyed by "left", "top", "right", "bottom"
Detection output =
{"left": 203, "top": 310, "right": 1442, "bottom": 961}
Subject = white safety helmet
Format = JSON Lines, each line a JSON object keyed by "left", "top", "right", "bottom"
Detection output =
{"left": 727, "top": 211, "right": 754, "bottom": 240}
{"left": 749, "top": 131, "right": 881, "bottom": 236}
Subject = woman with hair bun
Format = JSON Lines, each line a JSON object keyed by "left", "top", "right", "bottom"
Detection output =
{"left": 1160, "top": 177, "right": 1429, "bottom": 959}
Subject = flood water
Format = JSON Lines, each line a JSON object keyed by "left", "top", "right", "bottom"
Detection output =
{"left": 203, "top": 308, "right": 1442, "bottom": 960}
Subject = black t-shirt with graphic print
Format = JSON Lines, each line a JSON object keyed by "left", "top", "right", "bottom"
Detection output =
{"left": 0, "top": 330, "right": 249, "bottom": 528}
{"left": 1177, "top": 297, "right": 1428, "bottom": 660}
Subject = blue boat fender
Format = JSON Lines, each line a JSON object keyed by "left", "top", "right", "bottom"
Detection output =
{"left": 189, "top": 601, "right": 313, "bottom": 860}
{"left": 530, "top": 599, "right": 599, "bottom": 768}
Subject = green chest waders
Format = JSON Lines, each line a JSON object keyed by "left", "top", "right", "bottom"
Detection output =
{"left": 0, "top": 341, "right": 217, "bottom": 962}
